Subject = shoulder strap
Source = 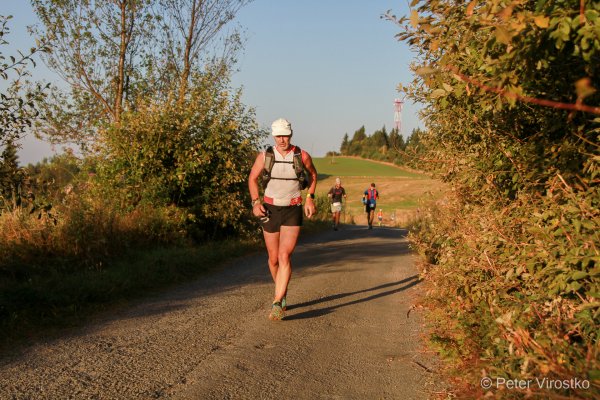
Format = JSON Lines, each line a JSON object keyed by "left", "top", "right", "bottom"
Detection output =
{"left": 261, "top": 147, "right": 275, "bottom": 190}
{"left": 264, "top": 146, "right": 275, "bottom": 173}
{"left": 293, "top": 146, "right": 310, "bottom": 189}
{"left": 292, "top": 146, "right": 304, "bottom": 175}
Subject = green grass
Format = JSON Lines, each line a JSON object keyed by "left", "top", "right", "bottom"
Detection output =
{"left": 378, "top": 199, "right": 420, "bottom": 209}
{"left": 312, "top": 156, "right": 423, "bottom": 178}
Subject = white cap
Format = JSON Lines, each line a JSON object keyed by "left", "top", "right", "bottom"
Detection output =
{"left": 271, "top": 118, "right": 292, "bottom": 136}
{"left": 335, "top": 177, "right": 341, "bottom": 184}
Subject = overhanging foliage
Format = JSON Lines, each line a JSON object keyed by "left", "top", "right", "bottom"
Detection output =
{"left": 389, "top": 0, "right": 599, "bottom": 397}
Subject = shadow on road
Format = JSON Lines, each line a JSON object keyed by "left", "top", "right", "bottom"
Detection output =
{"left": 118, "top": 227, "right": 414, "bottom": 318}
{"left": 284, "top": 274, "right": 422, "bottom": 320}
{"left": 0, "top": 226, "right": 419, "bottom": 365}
{"left": 293, "top": 226, "right": 412, "bottom": 273}
{"left": 56, "top": 228, "right": 415, "bottom": 330}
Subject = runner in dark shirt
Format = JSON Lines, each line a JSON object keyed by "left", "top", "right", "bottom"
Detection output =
{"left": 327, "top": 177, "right": 346, "bottom": 231}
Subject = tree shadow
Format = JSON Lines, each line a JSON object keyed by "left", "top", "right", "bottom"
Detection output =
{"left": 284, "top": 274, "right": 422, "bottom": 320}
{"left": 1, "top": 227, "right": 416, "bottom": 358}
{"left": 293, "top": 227, "right": 411, "bottom": 273}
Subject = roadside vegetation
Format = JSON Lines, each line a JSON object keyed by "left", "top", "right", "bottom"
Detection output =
{"left": 390, "top": 0, "right": 599, "bottom": 398}
{"left": 3, "top": 2, "right": 597, "bottom": 399}
{"left": 0, "top": 1, "right": 264, "bottom": 347}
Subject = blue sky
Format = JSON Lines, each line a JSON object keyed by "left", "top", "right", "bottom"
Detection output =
{"left": 3, "top": 1, "right": 419, "bottom": 164}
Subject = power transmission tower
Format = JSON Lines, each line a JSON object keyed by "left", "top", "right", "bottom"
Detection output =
{"left": 393, "top": 96, "right": 406, "bottom": 134}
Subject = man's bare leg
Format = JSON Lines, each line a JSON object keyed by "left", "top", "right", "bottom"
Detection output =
{"left": 263, "top": 225, "right": 300, "bottom": 302}
{"left": 263, "top": 231, "right": 280, "bottom": 282}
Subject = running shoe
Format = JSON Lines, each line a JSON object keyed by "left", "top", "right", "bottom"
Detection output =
{"left": 281, "top": 296, "right": 287, "bottom": 311}
{"left": 269, "top": 301, "right": 284, "bottom": 321}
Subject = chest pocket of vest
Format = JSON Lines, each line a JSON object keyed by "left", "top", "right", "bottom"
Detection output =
{"left": 261, "top": 146, "right": 310, "bottom": 190}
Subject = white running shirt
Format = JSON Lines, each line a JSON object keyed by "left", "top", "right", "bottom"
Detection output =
{"left": 264, "top": 146, "right": 303, "bottom": 206}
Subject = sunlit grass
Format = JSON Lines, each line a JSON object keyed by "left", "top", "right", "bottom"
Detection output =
{"left": 312, "top": 156, "right": 423, "bottom": 178}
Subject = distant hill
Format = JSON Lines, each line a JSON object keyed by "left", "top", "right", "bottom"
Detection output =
{"left": 312, "top": 156, "right": 422, "bottom": 179}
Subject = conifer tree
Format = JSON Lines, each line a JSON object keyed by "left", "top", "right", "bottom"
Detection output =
{"left": 371, "top": 126, "right": 389, "bottom": 147}
{"left": 351, "top": 126, "right": 367, "bottom": 142}
{"left": 0, "top": 140, "right": 24, "bottom": 210}
{"left": 388, "top": 128, "right": 405, "bottom": 151}
{"left": 340, "top": 133, "right": 349, "bottom": 154}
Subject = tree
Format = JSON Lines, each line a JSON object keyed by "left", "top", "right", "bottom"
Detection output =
{"left": 350, "top": 125, "right": 366, "bottom": 143}
{"left": 340, "top": 133, "right": 349, "bottom": 154}
{"left": 0, "top": 140, "right": 24, "bottom": 210}
{"left": 31, "top": 0, "right": 156, "bottom": 145}
{"left": 158, "top": 0, "right": 251, "bottom": 104}
{"left": 24, "top": 151, "right": 80, "bottom": 205}
{"left": 31, "top": 0, "right": 251, "bottom": 146}
{"left": 371, "top": 126, "right": 389, "bottom": 148}
{"left": 404, "top": 128, "right": 422, "bottom": 149}
{"left": 388, "top": 128, "right": 405, "bottom": 151}
{"left": 390, "top": 0, "right": 599, "bottom": 187}
{"left": 0, "top": 14, "right": 49, "bottom": 147}
{"left": 389, "top": 0, "right": 600, "bottom": 394}
{"left": 97, "top": 62, "right": 264, "bottom": 238}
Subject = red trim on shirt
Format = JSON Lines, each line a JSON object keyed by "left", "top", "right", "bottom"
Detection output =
{"left": 264, "top": 195, "right": 303, "bottom": 206}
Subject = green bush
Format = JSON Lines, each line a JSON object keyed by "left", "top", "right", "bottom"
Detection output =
{"left": 97, "top": 65, "right": 264, "bottom": 240}
{"left": 314, "top": 194, "right": 332, "bottom": 221}
{"left": 393, "top": 0, "right": 600, "bottom": 397}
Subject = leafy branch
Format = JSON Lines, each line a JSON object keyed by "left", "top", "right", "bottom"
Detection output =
{"left": 445, "top": 64, "right": 600, "bottom": 116}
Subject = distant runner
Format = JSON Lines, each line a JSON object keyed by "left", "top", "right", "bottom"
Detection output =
{"left": 363, "top": 183, "right": 379, "bottom": 229}
{"left": 327, "top": 177, "right": 347, "bottom": 231}
{"left": 377, "top": 209, "right": 383, "bottom": 227}
{"left": 248, "top": 118, "right": 318, "bottom": 321}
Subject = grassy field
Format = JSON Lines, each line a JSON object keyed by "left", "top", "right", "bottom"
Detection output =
{"left": 312, "top": 156, "right": 443, "bottom": 227}
{"left": 314, "top": 156, "right": 423, "bottom": 178}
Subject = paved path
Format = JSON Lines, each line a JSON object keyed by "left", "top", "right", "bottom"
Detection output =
{"left": 0, "top": 226, "right": 437, "bottom": 399}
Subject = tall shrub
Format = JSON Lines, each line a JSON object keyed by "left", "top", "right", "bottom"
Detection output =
{"left": 97, "top": 64, "right": 264, "bottom": 239}
{"left": 391, "top": 0, "right": 599, "bottom": 397}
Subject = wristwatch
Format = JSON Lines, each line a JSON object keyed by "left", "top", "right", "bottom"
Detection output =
{"left": 307, "top": 193, "right": 315, "bottom": 199}
{"left": 251, "top": 198, "right": 260, "bottom": 207}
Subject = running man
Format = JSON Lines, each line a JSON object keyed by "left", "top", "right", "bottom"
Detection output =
{"left": 327, "top": 177, "right": 347, "bottom": 231}
{"left": 377, "top": 208, "right": 383, "bottom": 227}
{"left": 248, "top": 118, "right": 318, "bottom": 321}
{"left": 363, "top": 183, "right": 379, "bottom": 229}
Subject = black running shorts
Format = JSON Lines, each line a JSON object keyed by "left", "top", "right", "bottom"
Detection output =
{"left": 365, "top": 203, "right": 376, "bottom": 213}
{"left": 261, "top": 203, "right": 303, "bottom": 233}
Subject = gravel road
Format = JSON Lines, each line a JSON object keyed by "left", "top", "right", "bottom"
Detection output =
{"left": 0, "top": 225, "right": 438, "bottom": 399}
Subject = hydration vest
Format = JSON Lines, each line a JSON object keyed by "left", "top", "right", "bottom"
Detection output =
{"left": 366, "top": 188, "right": 378, "bottom": 201}
{"left": 262, "top": 146, "right": 310, "bottom": 190}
